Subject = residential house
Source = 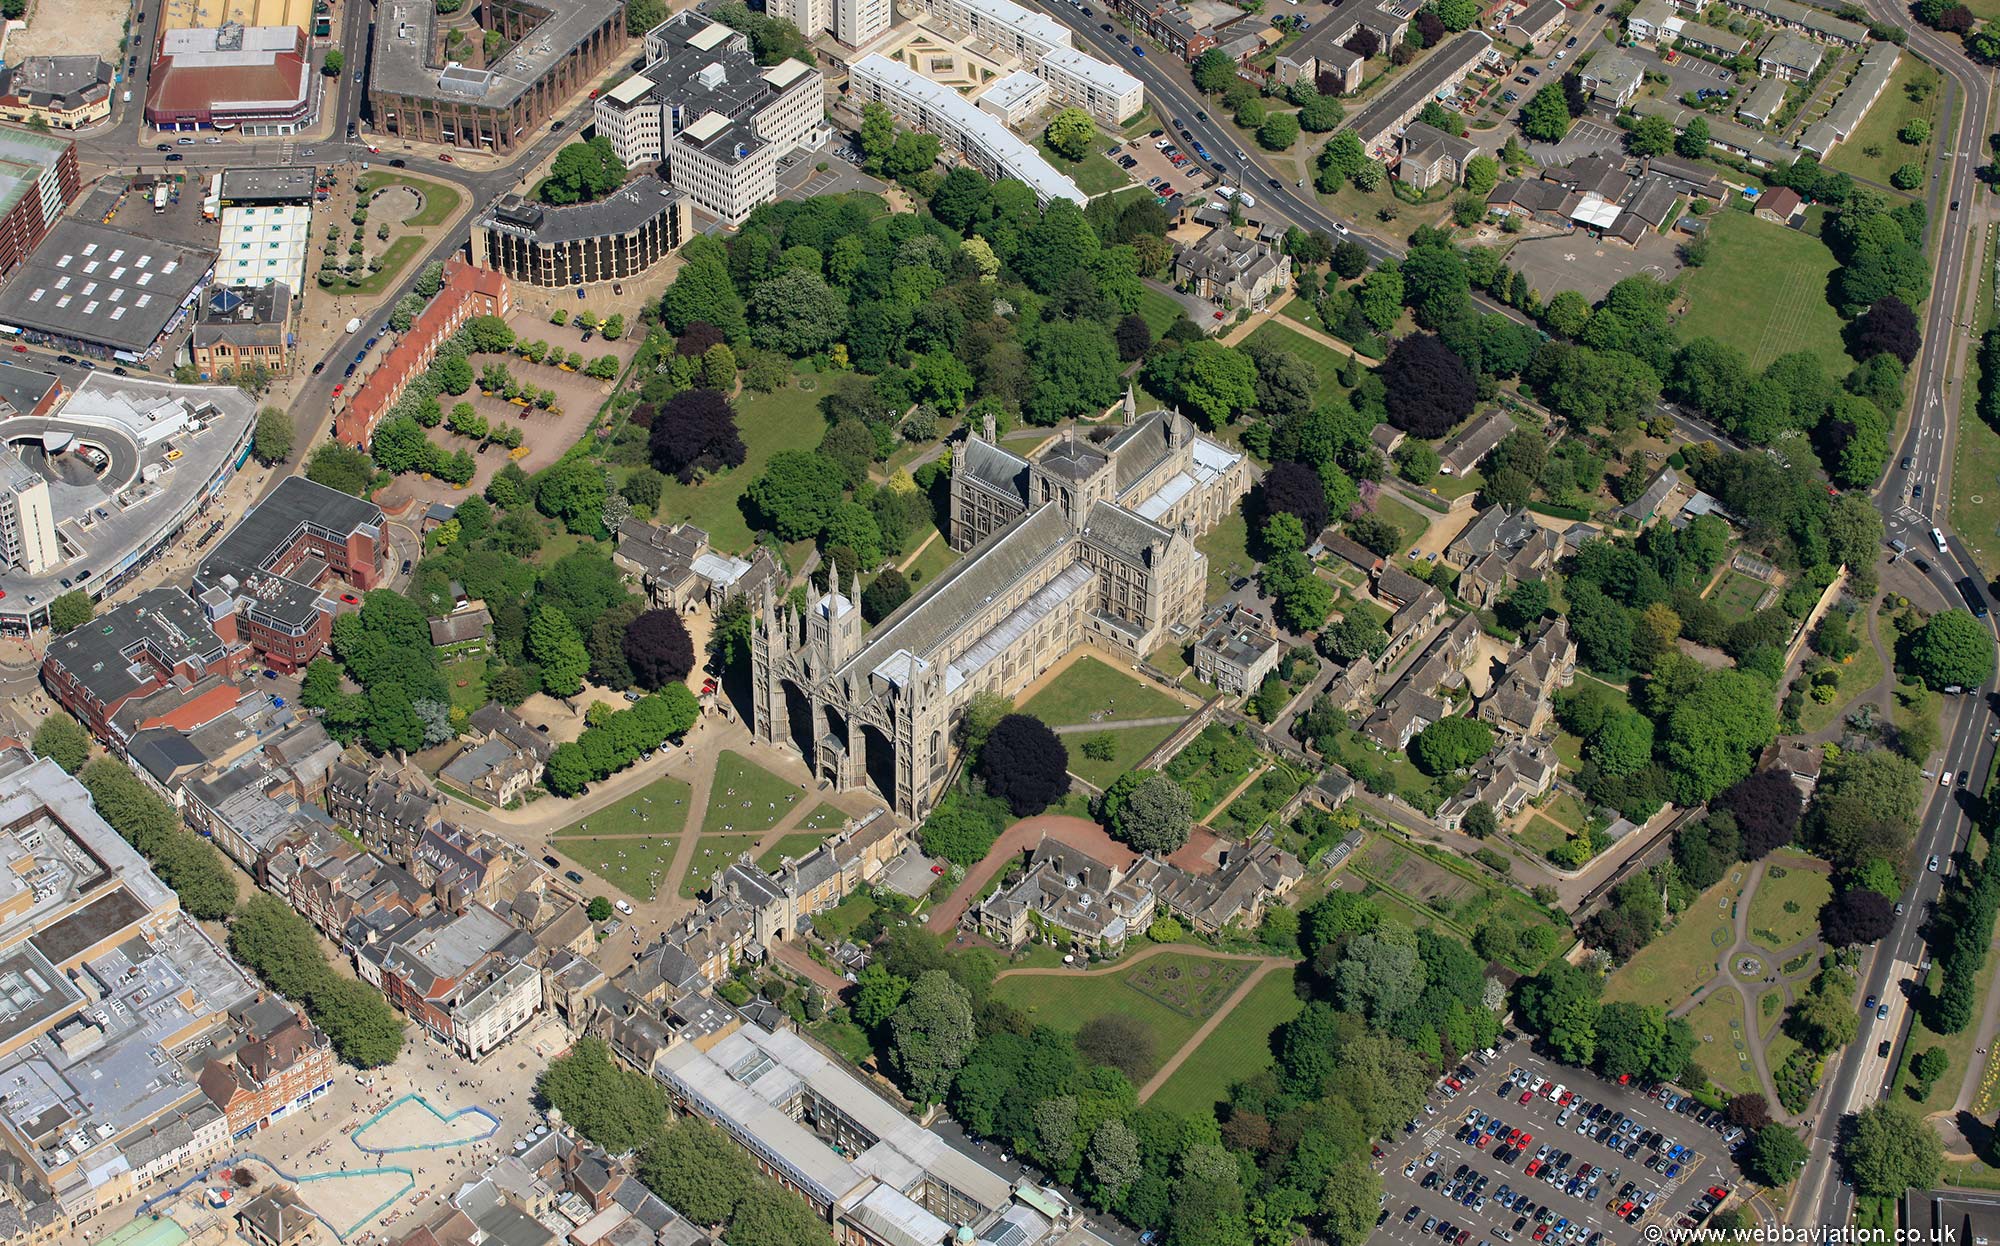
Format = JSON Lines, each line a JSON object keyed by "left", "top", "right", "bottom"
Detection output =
{"left": 1126, "top": 828, "right": 1304, "bottom": 933}
{"left": 1480, "top": 618, "right": 1576, "bottom": 736}
{"left": 1719, "top": 0, "right": 1866, "bottom": 43}
{"left": 1579, "top": 52, "right": 1644, "bottom": 107}
{"left": 1346, "top": 31, "right": 1492, "bottom": 154}
{"left": 1626, "top": 0, "right": 1675, "bottom": 41}
{"left": 440, "top": 739, "right": 541, "bottom": 806}
{"left": 1440, "top": 408, "right": 1516, "bottom": 477}
{"left": 429, "top": 605, "right": 492, "bottom": 655}
{"left": 325, "top": 755, "right": 442, "bottom": 863}
{"left": 1737, "top": 76, "right": 1788, "bottom": 125}
{"left": 1436, "top": 738, "right": 1561, "bottom": 831}
{"left": 1758, "top": 29, "right": 1822, "bottom": 81}
{"left": 1504, "top": 0, "right": 1568, "bottom": 48}
{"left": 1172, "top": 225, "right": 1293, "bottom": 313}
{"left": 1193, "top": 605, "right": 1285, "bottom": 695}
{"left": 1375, "top": 564, "right": 1447, "bottom": 665}
{"left": 1446, "top": 505, "right": 1563, "bottom": 608}
{"left": 614, "top": 519, "right": 781, "bottom": 613}
{"left": 1754, "top": 185, "right": 1805, "bottom": 223}
{"left": 1613, "top": 465, "right": 1684, "bottom": 526}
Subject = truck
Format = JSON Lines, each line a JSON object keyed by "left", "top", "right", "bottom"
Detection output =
{"left": 345, "top": 317, "right": 362, "bottom": 334}
{"left": 152, "top": 184, "right": 168, "bottom": 213}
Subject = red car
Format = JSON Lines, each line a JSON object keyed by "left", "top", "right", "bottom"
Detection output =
{"left": 331, "top": 383, "right": 344, "bottom": 397}
{"left": 1517, "top": 1133, "right": 1532, "bottom": 1147}
{"left": 930, "top": 863, "right": 945, "bottom": 875}
{"left": 339, "top": 592, "right": 359, "bottom": 604}
{"left": 1558, "top": 1092, "right": 1574, "bottom": 1106}
{"left": 438, "top": 153, "right": 455, "bottom": 162}
{"left": 1707, "top": 1187, "right": 1731, "bottom": 1200}
{"left": 8, "top": 344, "right": 23, "bottom": 353}
{"left": 1518, "top": 1090, "right": 1533, "bottom": 1104}
{"left": 1525, "top": 1160, "right": 1541, "bottom": 1177}
{"left": 1474, "top": 1135, "right": 1490, "bottom": 1150}
{"left": 1532, "top": 1227, "right": 1548, "bottom": 1241}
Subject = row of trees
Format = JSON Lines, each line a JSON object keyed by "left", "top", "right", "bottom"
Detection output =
{"left": 77, "top": 757, "right": 238, "bottom": 921}
{"left": 229, "top": 895, "right": 405, "bottom": 1067}
{"left": 543, "top": 684, "right": 701, "bottom": 796}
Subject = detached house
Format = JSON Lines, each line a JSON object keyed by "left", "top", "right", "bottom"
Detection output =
{"left": 1172, "top": 225, "right": 1293, "bottom": 314}
{"left": 1436, "top": 738, "right": 1561, "bottom": 831}
{"left": 1447, "top": 505, "right": 1563, "bottom": 608}
{"left": 971, "top": 833, "right": 1151, "bottom": 953}
{"left": 1480, "top": 618, "right": 1577, "bottom": 736}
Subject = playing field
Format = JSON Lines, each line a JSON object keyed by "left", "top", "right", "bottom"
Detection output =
{"left": 1677, "top": 210, "right": 1850, "bottom": 374}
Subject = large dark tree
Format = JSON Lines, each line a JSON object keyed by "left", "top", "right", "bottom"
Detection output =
{"left": 648, "top": 388, "right": 747, "bottom": 483}
{"left": 623, "top": 609, "right": 697, "bottom": 690}
{"left": 979, "top": 714, "right": 1070, "bottom": 816}
{"left": 1849, "top": 295, "right": 1922, "bottom": 366}
{"left": 1261, "top": 461, "right": 1330, "bottom": 533}
{"left": 675, "top": 322, "right": 726, "bottom": 356}
{"left": 1381, "top": 333, "right": 1477, "bottom": 438}
{"left": 1820, "top": 888, "right": 1896, "bottom": 946}
{"left": 1716, "top": 769, "right": 1804, "bottom": 858}
{"left": 1114, "top": 313, "right": 1153, "bottom": 361}
{"left": 863, "top": 568, "right": 912, "bottom": 624}
{"left": 1344, "top": 26, "right": 1381, "bottom": 57}
{"left": 1725, "top": 1092, "right": 1773, "bottom": 1131}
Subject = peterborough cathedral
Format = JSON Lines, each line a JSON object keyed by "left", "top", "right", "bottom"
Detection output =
{"left": 750, "top": 396, "right": 1251, "bottom": 821}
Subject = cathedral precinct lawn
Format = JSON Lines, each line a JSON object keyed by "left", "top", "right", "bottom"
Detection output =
{"left": 1019, "top": 655, "right": 1188, "bottom": 726}
{"left": 650, "top": 376, "right": 826, "bottom": 553}
{"left": 993, "top": 952, "right": 1252, "bottom": 1074}
{"left": 757, "top": 833, "right": 829, "bottom": 872}
{"left": 1603, "top": 869, "right": 1748, "bottom": 1010}
{"left": 1198, "top": 510, "right": 1254, "bottom": 600}
{"left": 1137, "top": 287, "right": 1187, "bottom": 336}
{"left": 1746, "top": 854, "right": 1832, "bottom": 952}
{"left": 701, "top": 750, "right": 806, "bottom": 834}
{"left": 799, "top": 802, "right": 848, "bottom": 831}
{"left": 1067, "top": 722, "right": 1180, "bottom": 791}
{"left": 555, "top": 835, "right": 679, "bottom": 900}
{"left": 550, "top": 775, "right": 693, "bottom": 839}
{"left": 679, "top": 834, "right": 763, "bottom": 899}
{"left": 1148, "top": 965, "right": 1305, "bottom": 1114}
{"left": 1675, "top": 210, "right": 1850, "bottom": 373}
{"left": 1242, "top": 318, "right": 1349, "bottom": 390}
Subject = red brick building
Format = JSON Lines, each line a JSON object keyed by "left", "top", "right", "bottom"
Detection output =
{"left": 0, "top": 129, "right": 79, "bottom": 281}
{"left": 197, "top": 998, "right": 337, "bottom": 1140}
{"left": 40, "top": 586, "right": 245, "bottom": 742}
{"left": 338, "top": 258, "right": 511, "bottom": 447}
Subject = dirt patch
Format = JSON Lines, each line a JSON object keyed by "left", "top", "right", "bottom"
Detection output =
{"left": 8, "top": 0, "right": 129, "bottom": 61}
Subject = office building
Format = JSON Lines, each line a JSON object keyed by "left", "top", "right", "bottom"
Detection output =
{"left": 849, "top": 54, "right": 1085, "bottom": 206}
{"left": 0, "top": 130, "right": 78, "bottom": 283}
{"left": 472, "top": 176, "right": 690, "bottom": 285}
{"left": 906, "top": 0, "right": 1143, "bottom": 123}
{"left": 191, "top": 282, "right": 294, "bottom": 378}
{"left": 145, "top": 23, "right": 315, "bottom": 133}
{"left": 767, "top": 0, "right": 892, "bottom": 49}
{"left": 41, "top": 586, "right": 244, "bottom": 740}
{"left": 0, "top": 448, "right": 56, "bottom": 577}
{"left": 370, "top": 0, "right": 626, "bottom": 153}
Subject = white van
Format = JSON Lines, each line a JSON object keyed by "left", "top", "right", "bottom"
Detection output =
{"left": 1933, "top": 527, "right": 1949, "bottom": 552}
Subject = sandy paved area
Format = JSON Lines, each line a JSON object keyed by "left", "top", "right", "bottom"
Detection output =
{"left": 9, "top": 0, "right": 128, "bottom": 60}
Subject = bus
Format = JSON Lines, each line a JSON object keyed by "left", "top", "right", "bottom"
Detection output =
{"left": 1957, "top": 575, "right": 1989, "bottom": 619}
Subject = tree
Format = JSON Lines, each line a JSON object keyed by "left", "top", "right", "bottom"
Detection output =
{"left": 1520, "top": 83, "right": 1573, "bottom": 142}
{"left": 638, "top": 1119, "right": 756, "bottom": 1226}
{"left": 1107, "top": 773, "right": 1194, "bottom": 853}
{"left": 1676, "top": 115, "right": 1712, "bottom": 159}
{"left": 1263, "top": 461, "right": 1330, "bottom": 532}
{"left": 645, "top": 388, "right": 746, "bottom": 484}
{"left": 1462, "top": 801, "right": 1498, "bottom": 839}
{"left": 626, "top": 0, "right": 665, "bottom": 34}
{"left": 1322, "top": 612, "right": 1390, "bottom": 663}
{"left": 1077, "top": 1014, "right": 1158, "bottom": 1087}
{"left": 749, "top": 269, "right": 847, "bottom": 357}
{"left": 979, "top": 714, "right": 1069, "bottom": 816}
{"left": 537, "top": 1036, "right": 666, "bottom": 1153}
{"left": 253, "top": 407, "right": 293, "bottom": 465}
{"left": 1845, "top": 1102, "right": 1943, "bottom": 1196}
{"left": 48, "top": 590, "right": 93, "bottom": 635}
{"left": 32, "top": 715, "right": 89, "bottom": 774}
{"left": 529, "top": 607, "right": 591, "bottom": 696}
{"left": 888, "top": 970, "right": 976, "bottom": 1103}
{"left": 1258, "top": 112, "right": 1300, "bottom": 151}
{"left": 1086, "top": 1118, "right": 1142, "bottom": 1204}
{"left": 1193, "top": 48, "right": 1238, "bottom": 93}
{"left": 1726, "top": 1093, "right": 1774, "bottom": 1132}
{"left": 1300, "top": 91, "right": 1344, "bottom": 132}
{"left": 541, "top": 137, "right": 626, "bottom": 205}
{"left": 1851, "top": 295, "right": 1921, "bottom": 365}
{"left": 1333, "top": 929, "right": 1427, "bottom": 1023}
{"left": 1463, "top": 153, "right": 1501, "bottom": 195}
{"left": 1821, "top": 888, "right": 1895, "bottom": 946}
{"left": 863, "top": 568, "right": 911, "bottom": 624}
{"left": 1381, "top": 334, "right": 1477, "bottom": 437}
{"left": 748, "top": 450, "right": 846, "bottom": 541}
{"left": 1627, "top": 115, "right": 1675, "bottom": 157}
{"left": 1589, "top": 712, "right": 1655, "bottom": 778}
{"left": 1661, "top": 669, "right": 1777, "bottom": 805}
{"left": 1499, "top": 579, "right": 1551, "bottom": 630}
{"left": 322, "top": 48, "right": 343, "bottom": 75}
{"left": 1045, "top": 107, "right": 1096, "bottom": 161}
{"left": 1720, "top": 769, "right": 1805, "bottom": 857}
{"left": 1910, "top": 608, "right": 1996, "bottom": 689}
{"left": 623, "top": 609, "right": 695, "bottom": 690}
{"left": 1746, "top": 1125, "right": 1811, "bottom": 1187}
{"left": 661, "top": 240, "right": 747, "bottom": 341}
{"left": 1409, "top": 714, "right": 1496, "bottom": 775}
{"left": 307, "top": 442, "right": 374, "bottom": 496}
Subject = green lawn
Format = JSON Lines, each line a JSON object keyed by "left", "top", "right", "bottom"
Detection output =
{"left": 902, "top": 531, "right": 961, "bottom": 589}
{"left": 1824, "top": 58, "right": 1942, "bottom": 193}
{"left": 1037, "top": 135, "right": 1129, "bottom": 196}
{"left": 551, "top": 775, "right": 693, "bottom": 838}
{"left": 651, "top": 375, "right": 824, "bottom": 552}
{"left": 1373, "top": 493, "right": 1432, "bottom": 553}
{"left": 810, "top": 1016, "right": 874, "bottom": 1064}
{"left": 1683, "top": 987, "right": 1756, "bottom": 1097}
{"left": 1604, "top": 868, "right": 1747, "bottom": 1009}
{"left": 702, "top": 750, "right": 806, "bottom": 833}
{"left": 1068, "top": 722, "right": 1180, "bottom": 790}
{"left": 1954, "top": 221, "right": 2000, "bottom": 578}
{"left": 1747, "top": 855, "right": 1832, "bottom": 951}
{"left": 1515, "top": 815, "right": 1575, "bottom": 858}
{"left": 1676, "top": 210, "right": 1851, "bottom": 374}
{"left": 1278, "top": 292, "right": 1328, "bottom": 334}
{"left": 1705, "top": 570, "right": 1770, "bottom": 622}
{"left": 1542, "top": 791, "right": 1591, "bottom": 832}
{"left": 1243, "top": 318, "right": 1349, "bottom": 390}
{"left": 800, "top": 802, "right": 848, "bottom": 831}
{"left": 679, "top": 834, "right": 763, "bottom": 898}
{"left": 1149, "top": 966, "right": 1305, "bottom": 1115}
{"left": 757, "top": 832, "right": 831, "bottom": 871}
{"left": 555, "top": 835, "right": 679, "bottom": 900}
{"left": 1796, "top": 627, "right": 1885, "bottom": 734}
{"left": 357, "top": 171, "right": 465, "bottom": 227}
{"left": 334, "top": 235, "right": 427, "bottom": 297}
{"left": 993, "top": 953, "right": 1252, "bottom": 1077}
{"left": 443, "top": 656, "right": 489, "bottom": 713}
{"left": 1198, "top": 510, "right": 1254, "bottom": 600}
{"left": 813, "top": 890, "right": 880, "bottom": 943}
{"left": 1020, "top": 655, "right": 1187, "bottom": 726}
{"left": 1137, "top": 286, "right": 1186, "bottom": 336}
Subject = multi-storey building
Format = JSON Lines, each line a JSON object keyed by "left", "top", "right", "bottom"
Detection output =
{"left": 371, "top": 904, "right": 543, "bottom": 1060}
{"left": 0, "top": 130, "right": 75, "bottom": 283}
{"left": 767, "top": 0, "right": 892, "bottom": 48}
{"left": 594, "top": 14, "right": 826, "bottom": 225}
{"left": 470, "top": 176, "right": 691, "bottom": 286}
{"left": 41, "top": 586, "right": 245, "bottom": 741}
{"left": 906, "top": 0, "right": 1143, "bottom": 124}
{"left": 338, "top": 257, "right": 510, "bottom": 445}
{"left": 0, "top": 58, "right": 114, "bottom": 130}
{"left": 848, "top": 55, "right": 1085, "bottom": 206}
{"left": 192, "top": 997, "right": 337, "bottom": 1140}
{"left": 145, "top": 24, "right": 314, "bottom": 133}
{"left": 0, "top": 448, "right": 56, "bottom": 577}
{"left": 754, "top": 401, "right": 1246, "bottom": 820}
{"left": 369, "top": 0, "right": 626, "bottom": 153}
{"left": 191, "top": 283, "right": 294, "bottom": 379}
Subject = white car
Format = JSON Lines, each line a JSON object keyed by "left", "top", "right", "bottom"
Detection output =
{"left": 1941, "top": 772, "right": 1953, "bottom": 788}
{"left": 615, "top": 898, "right": 634, "bottom": 915}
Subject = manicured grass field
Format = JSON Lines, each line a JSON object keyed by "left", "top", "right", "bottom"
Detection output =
{"left": 1824, "top": 59, "right": 1942, "bottom": 193}
{"left": 1373, "top": 493, "right": 1432, "bottom": 553}
{"left": 1515, "top": 815, "right": 1575, "bottom": 858}
{"left": 556, "top": 835, "right": 678, "bottom": 900}
{"left": 443, "top": 656, "right": 489, "bottom": 714}
{"left": 1137, "top": 286, "right": 1187, "bottom": 336}
{"left": 1068, "top": 722, "right": 1180, "bottom": 790}
{"left": 652, "top": 375, "right": 826, "bottom": 552}
{"left": 1604, "top": 869, "right": 1747, "bottom": 1009}
{"left": 551, "top": 775, "right": 693, "bottom": 838}
{"left": 1148, "top": 966, "right": 1305, "bottom": 1114}
{"left": 1243, "top": 318, "right": 1349, "bottom": 390}
{"left": 757, "top": 833, "right": 831, "bottom": 872}
{"left": 1278, "top": 291, "right": 1329, "bottom": 333}
{"left": 902, "top": 532, "right": 961, "bottom": 589}
{"left": 1747, "top": 854, "right": 1832, "bottom": 952}
{"left": 335, "top": 236, "right": 427, "bottom": 297}
{"left": 993, "top": 953, "right": 1251, "bottom": 1070}
{"left": 1683, "top": 987, "right": 1755, "bottom": 1097}
{"left": 1542, "top": 791, "right": 1591, "bottom": 833}
{"left": 800, "top": 802, "right": 848, "bottom": 831}
{"left": 702, "top": 750, "right": 805, "bottom": 834}
{"left": 1021, "top": 655, "right": 1187, "bottom": 726}
{"left": 1676, "top": 210, "right": 1850, "bottom": 374}
{"left": 357, "top": 171, "right": 465, "bottom": 226}
{"left": 679, "top": 834, "right": 763, "bottom": 898}
{"left": 1198, "top": 510, "right": 1254, "bottom": 600}
{"left": 1037, "top": 134, "right": 1129, "bottom": 196}
{"left": 1704, "top": 569, "right": 1770, "bottom": 622}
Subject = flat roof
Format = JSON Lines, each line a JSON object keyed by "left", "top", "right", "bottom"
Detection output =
{"left": 372, "top": 0, "right": 623, "bottom": 110}
{"left": 0, "top": 219, "right": 215, "bottom": 353}
{"left": 851, "top": 54, "right": 1085, "bottom": 206}
{"left": 482, "top": 176, "right": 685, "bottom": 244}
{"left": 0, "top": 127, "right": 73, "bottom": 226}
{"left": 218, "top": 165, "right": 317, "bottom": 203}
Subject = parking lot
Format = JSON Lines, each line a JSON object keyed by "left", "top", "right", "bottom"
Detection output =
{"left": 1373, "top": 1043, "right": 1743, "bottom": 1246}
{"left": 1528, "top": 118, "right": 1626, "bottom": 166}
{"left": 1115, "top": 132, "right": 1215, "bottom": 203}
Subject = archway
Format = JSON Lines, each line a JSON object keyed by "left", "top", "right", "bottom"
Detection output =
{"left": 780, "top": 678, "right": 814, "bottom": 764}
{"left": 859, "top": 722, "right": 898, "bottom": 806}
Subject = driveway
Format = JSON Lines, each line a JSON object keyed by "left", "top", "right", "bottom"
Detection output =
{"left": 929, "top": 815, "right": 1137, "bottom": 934}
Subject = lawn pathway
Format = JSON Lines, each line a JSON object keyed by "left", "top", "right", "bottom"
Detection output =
{"left": 659, "top": 748, "right": 725, "bottom": 916}
{"left": 1139, "top": 958, "right": 1293, "bottom": 1103}
{"left": 1051, "top": 715, "right": 1190, "bottom": 734}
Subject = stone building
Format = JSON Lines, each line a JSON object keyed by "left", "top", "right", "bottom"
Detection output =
{"left": 752, "top": 401, "right": 1247, "bottom": 819}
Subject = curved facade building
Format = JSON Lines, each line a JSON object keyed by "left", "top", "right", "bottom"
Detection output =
{"left": 469, "top": 175, "right": 690, "bottom": 287}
